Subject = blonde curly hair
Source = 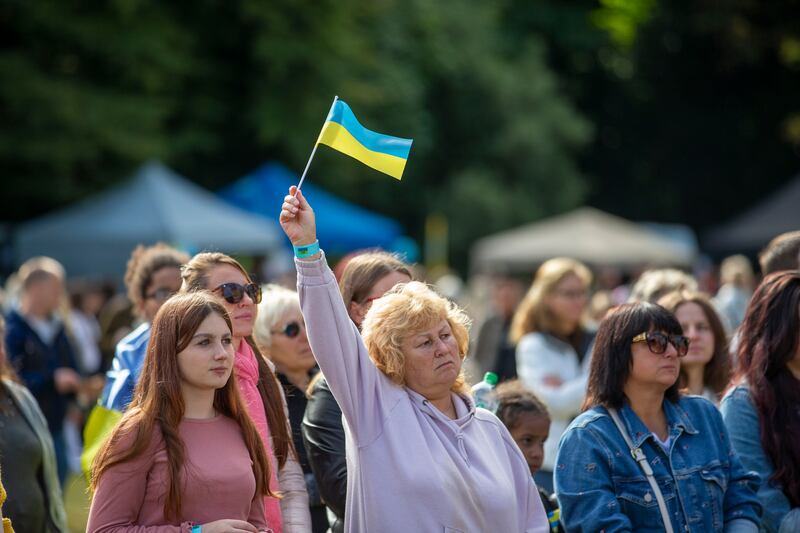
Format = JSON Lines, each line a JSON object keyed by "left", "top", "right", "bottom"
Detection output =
{"left": 361, "top": 281, "right": 472, "bottom": 395}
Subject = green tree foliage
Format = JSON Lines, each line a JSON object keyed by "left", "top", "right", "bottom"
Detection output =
{"left": 503, "top": 0, "right": 800, "bottom": 235}
{"left": 1, "top": 0, "right": 592, "bottom": 272}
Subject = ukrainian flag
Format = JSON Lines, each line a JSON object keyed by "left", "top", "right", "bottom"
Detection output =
{"left": 317, "top": 99, "right": 413, "bottom": 180}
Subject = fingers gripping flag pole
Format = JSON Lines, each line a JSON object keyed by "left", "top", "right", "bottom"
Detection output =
{"left": 296, "top": 96, "right": 413, "bottom": 191}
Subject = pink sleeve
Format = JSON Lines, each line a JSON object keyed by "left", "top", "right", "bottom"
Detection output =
{"left": 86, "top": 430, "right": 188, "bottom": 533}
{"left": 247, "top": 487, "right": 269, "bottom": 532}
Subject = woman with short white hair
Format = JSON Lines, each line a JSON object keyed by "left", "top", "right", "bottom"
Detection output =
{"left": 280, "top": 186, "right": 548, "bottom": 533}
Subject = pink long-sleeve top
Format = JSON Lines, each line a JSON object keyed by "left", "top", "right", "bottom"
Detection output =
{"left": 296, "top": 253, "right": 549, "bottom": 533}
{"left": 87, "top": 415, "right": 268, "bottom": 533}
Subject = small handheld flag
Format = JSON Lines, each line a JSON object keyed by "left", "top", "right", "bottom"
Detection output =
{"left": 296, "top": 96, "right": 413, "bottom": 190}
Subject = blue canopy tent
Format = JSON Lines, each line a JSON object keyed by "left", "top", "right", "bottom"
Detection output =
{"left": 219, "top": 162, "right": 403, "bottom": 255}
{"left": 15, "top": 161, "right": 283, "bottom": 276}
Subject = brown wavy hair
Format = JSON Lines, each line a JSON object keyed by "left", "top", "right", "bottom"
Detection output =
{"left": 180, "top": 252, "right": 293, "bottom": 468}
{"left": 658, "top": 290, "right": 731, "bottom": 396}
{"left": 732, "top": 270, "right": 800, "bottom": 507}
{"left": 124, "top": 243, "right": 189, "bottom": 314}
{"left": 90, "top": 292, "right": 274, "bottom": 518}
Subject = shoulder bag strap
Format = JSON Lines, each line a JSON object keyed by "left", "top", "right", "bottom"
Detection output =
{"left": 608, "top": 407, "right": 675, "bottom": 533}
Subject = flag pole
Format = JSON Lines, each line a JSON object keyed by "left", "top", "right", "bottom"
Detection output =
{"left": 296, "top": 95, "right": 339, "bottom": 193}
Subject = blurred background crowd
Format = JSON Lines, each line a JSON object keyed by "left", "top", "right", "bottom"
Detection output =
{"left": 2, "top": 1, "right": 800, "bottom": 531}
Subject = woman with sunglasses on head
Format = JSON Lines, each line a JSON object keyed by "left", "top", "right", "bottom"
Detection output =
{"left": 82, "top": 243, "right": 189, "bottom": 475}
{"left": 182, "top": 254, "right": 310, "bottom": 533}
{"left": 658, "top": 290, "right": 731, "bottom": 403}
{"left": 253, "top": 284, "right": 328, "bottom": 533}
{"left": 87, "top": 292, "right": 272, "bottom": 533}
{"left": 721, "top": 271, "right": 800, "bottom": 533}
{"left": 554, "top": 302, "right": 760, "bottom": 533}
{"left": 281, "top": 188, "right": 548, "bottom": 533}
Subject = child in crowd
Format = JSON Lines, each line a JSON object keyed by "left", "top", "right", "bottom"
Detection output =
{"left": 496, "top": 380, "right": 563, "bottom": 533}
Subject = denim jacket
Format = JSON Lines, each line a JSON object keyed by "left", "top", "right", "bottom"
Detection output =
{"left": 721, "top": 386, "right": 800, "bottom": 532}
{"left": 554, "top": 396, "right": 761, "bottom": 532}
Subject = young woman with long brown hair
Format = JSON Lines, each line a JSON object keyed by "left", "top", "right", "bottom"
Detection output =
{"left": 182, "top": 253, "right": 310, "bottom": 533}
{"left": 658, "top": 290, "right": 731, "bottom": 403}
{"left": 721, "top": 271, "right": 800, "bottom": 532}
{"left": 87, "top": 292, "right": 272, "bottom": 532}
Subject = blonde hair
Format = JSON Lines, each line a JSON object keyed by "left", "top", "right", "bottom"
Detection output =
{"left": 253, "top": 284, "right": 300, "bottom": 351}
{"left": 361, "top": 281, "right": 471, "bottom": 394}
{"left": 720, "top": 255, "right": 754, "bottom": 288}
{"left": 18, "top": 256, "right": 65, "bottom": 289}
{"left": 510, "top": 258, "right": 592, "bottom": 344}
{"left": 628, "top": 268, "right": 697, "bottom": 303}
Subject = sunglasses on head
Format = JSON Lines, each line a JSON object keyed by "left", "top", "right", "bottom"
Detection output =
{"left": 213, "top": 282, "right": 262, "bottom": 304}
{"left": 632, "top": 331, "right": 690, "bottom": 357}
{"left": 272, "top": 321, "right": 303, "bottom": 338}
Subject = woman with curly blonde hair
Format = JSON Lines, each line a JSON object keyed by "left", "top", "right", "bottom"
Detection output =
{"left": 280, "top": 187, "right": 548, "bottom": 533}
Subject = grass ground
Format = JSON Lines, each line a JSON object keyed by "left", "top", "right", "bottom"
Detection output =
{"left": 64, "top": 473, "right": 91, "bottom": 532}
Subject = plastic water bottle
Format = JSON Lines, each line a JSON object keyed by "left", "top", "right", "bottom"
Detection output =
{"left": 471, "top": 372, "right": 499, "bottom": 412}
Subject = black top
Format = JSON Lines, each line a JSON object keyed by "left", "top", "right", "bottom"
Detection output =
{"left": 538, "top": 486, "right": 564, "bottom": 533}
{"left": 0, "top": 385, "right": 49, "bottom": 533}
{"left": 277, "top": 370, "right": 329, "bottom": 533}
{"left": 5, "top": 310, "right": 77, "bottom": 433}
{"left": 301, "top": 375, "right": 346, "bottom": 533}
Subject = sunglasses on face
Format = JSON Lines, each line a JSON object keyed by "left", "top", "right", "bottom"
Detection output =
{"left": 145, "top": 287, "right": 178, "bottom": 302}
{"left": 632, "top": 331, "right": 690, "bottom": 357}
{"left": 213, "top": 282, "right": 262, "bottom": 305}
{"left": 272, "top": 321, "right": 304, "bottom": 338}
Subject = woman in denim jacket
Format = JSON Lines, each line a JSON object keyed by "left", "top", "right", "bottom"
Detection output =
{"left": 555, "top": 302, "right": 761, "bottom": 533}
{"left": 721, "top": 271, "right": 800, "bottom": 532}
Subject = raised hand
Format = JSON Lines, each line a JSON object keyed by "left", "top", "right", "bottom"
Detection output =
{"left": 279, "top": 186, "right": 317, "bottom": 247}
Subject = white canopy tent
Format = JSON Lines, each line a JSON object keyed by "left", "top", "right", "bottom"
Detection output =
{"left": 15, "top": 161, "right": 283, "bottom": 276}
{"left": 470, "top": 207, "right": 697, "bottom": 274}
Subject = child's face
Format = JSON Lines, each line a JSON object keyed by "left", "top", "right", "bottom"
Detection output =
{"left": 509, "top": 413, "right": 550, "bottom": 476}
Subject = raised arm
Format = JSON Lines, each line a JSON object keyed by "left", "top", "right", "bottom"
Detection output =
{"left": 280, "top": 187, "right": 402, "bottom": 444}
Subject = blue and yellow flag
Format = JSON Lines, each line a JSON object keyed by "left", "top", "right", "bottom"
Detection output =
{"left": 317, "top": 99, "right": 413, "bottom": 180}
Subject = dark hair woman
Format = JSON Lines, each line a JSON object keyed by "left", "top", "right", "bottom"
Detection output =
{"left": 658, "top": 290, "right": 731, "bottom": 402}
{"left": 721, "top": 270, "right": 800, "bottom": 532}
{"left": 87, "top": 292, "right": 272, "bottom": 532}
{"left": 555, "top": 302, "right": 760, "bottom": 533}
{"left": 182, "top": 253, "right": 310, "bottom": 532}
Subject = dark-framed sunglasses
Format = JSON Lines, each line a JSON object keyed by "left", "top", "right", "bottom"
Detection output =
{"left": 213, "top": 282, "right": 262, "bottom": 305}
{"left": 272, "top": 321, "right": 304, "bottom": 338}
{"left": 632, "top": 331, "right": 690, "bottom": 357}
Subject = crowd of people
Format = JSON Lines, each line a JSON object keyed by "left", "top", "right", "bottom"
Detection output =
{"left": 0, "top": 187, "right": 798, "bottom": 532}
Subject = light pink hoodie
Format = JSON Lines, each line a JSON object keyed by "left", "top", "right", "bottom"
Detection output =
{"left": 297, "top": 253, "right": 549, "bottom": 533}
